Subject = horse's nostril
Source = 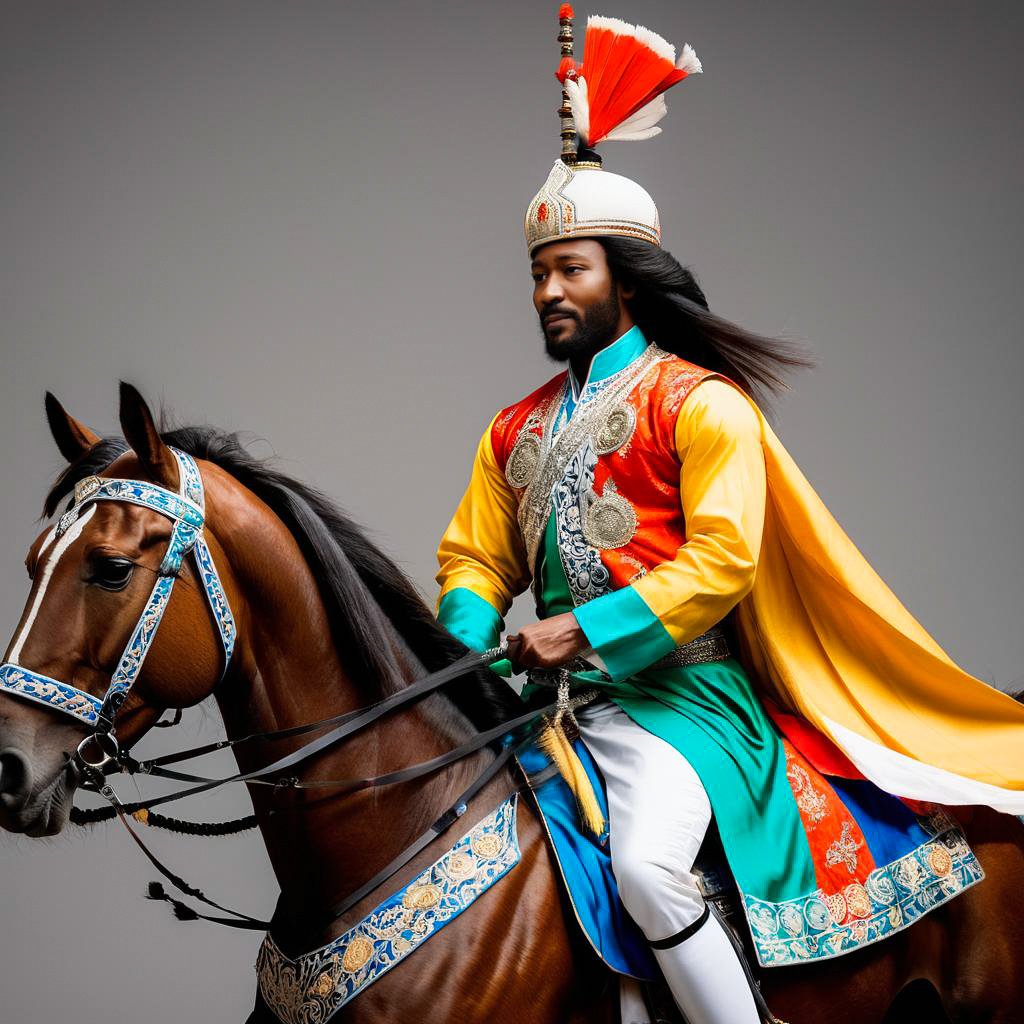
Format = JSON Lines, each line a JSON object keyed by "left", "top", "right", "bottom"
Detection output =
{"left": 0, "top": 748, "right": 33, "bottom": 811}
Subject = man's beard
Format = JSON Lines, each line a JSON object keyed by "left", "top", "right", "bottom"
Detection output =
{"left": 541, "top": 290, "right": 622, "bottom": 364}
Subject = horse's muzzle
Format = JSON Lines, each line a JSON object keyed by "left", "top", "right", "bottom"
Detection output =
{"left": 0, "top": 746, "right": 33, "bottom": 814}
{"left": 0, "top": 746, "right": 76, "bottom": 836}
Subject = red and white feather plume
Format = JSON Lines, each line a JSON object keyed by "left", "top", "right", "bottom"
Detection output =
{"left": 556, "top": 14, "right": 701, "bottom": 147}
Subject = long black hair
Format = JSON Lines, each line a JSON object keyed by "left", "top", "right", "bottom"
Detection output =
{"left": 600, "top": 236, "right": 813, "bottom": 406}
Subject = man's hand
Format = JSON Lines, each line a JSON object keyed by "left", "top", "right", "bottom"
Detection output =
{"left": 506, "top": 612, "right": 590, "bottom": 671}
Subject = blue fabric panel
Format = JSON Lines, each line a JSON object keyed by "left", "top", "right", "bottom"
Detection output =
{"left": 519, "top": 741, "right": 657, "bottom": 979}
{"left": 827, "top": 775, "right": 932, "bottom": 868}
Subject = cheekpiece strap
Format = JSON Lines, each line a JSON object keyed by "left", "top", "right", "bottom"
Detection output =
{"left": 171, "top": 450, "right": 236, "bottom": 670}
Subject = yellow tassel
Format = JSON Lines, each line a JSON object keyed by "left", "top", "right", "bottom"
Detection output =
{"left": 536, "top": 719, "right": 606, "bottom": 838}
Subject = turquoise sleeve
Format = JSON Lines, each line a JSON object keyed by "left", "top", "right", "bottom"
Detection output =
{"left": 437, "top": 587, "right": 512, "bottom": 677}
{"left": 572, "top": 584, "right": 676, "bottom": 683}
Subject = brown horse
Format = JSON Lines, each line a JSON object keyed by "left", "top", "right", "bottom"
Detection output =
{"left": 0, "top": 384, "right": 1021, "bottom": 1024}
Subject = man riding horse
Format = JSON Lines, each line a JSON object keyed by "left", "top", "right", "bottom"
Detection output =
{"left": 435, "top": 9, "right": 1024, "bottom": 1023}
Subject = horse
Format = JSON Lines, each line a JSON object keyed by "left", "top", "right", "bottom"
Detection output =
{"left": 0, "top": 383, "right": 1021, "bottom": 1024}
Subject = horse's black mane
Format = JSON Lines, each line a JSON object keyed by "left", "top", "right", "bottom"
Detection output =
{"left": 43, "top": 427, "right": 523, "bottom": 730}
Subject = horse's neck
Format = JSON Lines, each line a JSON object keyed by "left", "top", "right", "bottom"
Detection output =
{"left": 209, "top": 490, "right": 490, "bottom": 945}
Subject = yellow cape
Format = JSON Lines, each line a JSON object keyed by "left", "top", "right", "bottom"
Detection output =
{"left": 738, "top": 406, "right": 1024, "bottom": 812}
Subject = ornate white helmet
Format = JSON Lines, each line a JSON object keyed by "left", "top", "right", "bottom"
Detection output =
{"left": 524, "top": 6, "right": 702, "bottom": 256}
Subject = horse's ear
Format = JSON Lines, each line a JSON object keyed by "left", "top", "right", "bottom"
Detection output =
{"left": 45, "top": 392, "right": 101, "bottom": 463}
{"left": 118, "top": 382, "right": 178, "bottom": 490}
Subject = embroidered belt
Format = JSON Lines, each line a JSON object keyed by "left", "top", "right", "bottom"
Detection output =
{"left": 650, "top": 627, "right": 731, "bottom": 669}
{"left": 548, "top": 622, "right": 733, "bottom": 679}
{"left": 529, "top": 627, "right": 731, "bottom": 692}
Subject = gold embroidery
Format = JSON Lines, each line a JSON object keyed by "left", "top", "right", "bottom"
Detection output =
{"left": 341, "top": 936, "right": 373, "bottom": 973}
{"left": 313, "top": 969, "right": 336, "bottom": 997}
{"left": 517, "top": 346, "right": 671, "bottom": 572}
{"left": 928, "top": 847, "right": 953, "bottom": 877}
{"left": 786, "top": 762, "right": 827, "bottom": 826}
{"left": 402, "top": 884, "right": 442, "bottom": 911}
{"left": 823, "top": 891, "right": 847, "bottom": 925}
{"left": 843, "top": 883, "right": 872, "bottom": 919}
{"left": 447, "top": 852, "right": 475, "bottom": 878}
{"left": 471, "top": 832, "right": 504, "bottom": 859}
{"left": 824, "top": 821, "right": 863, "bottom": 874}
{"left": 74, "top": 475, "right": 102, "bottom": 504}
{"left": 618, "top": 552, "right": 648, "bottom": 583}
{"left": 505, "top": 432, "right": 542, "bottom": 490}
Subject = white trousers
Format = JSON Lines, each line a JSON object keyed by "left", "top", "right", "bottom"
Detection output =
{"left": 574, "top": 697, "right": 712, "bottom": 941}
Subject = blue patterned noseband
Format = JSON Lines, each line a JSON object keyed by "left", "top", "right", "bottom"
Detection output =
{"left": 0, "top": 449, "right": 235, "bottom": 745}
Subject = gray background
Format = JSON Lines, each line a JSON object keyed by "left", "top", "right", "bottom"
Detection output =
{"left": 1, "top": 1, "right": 1021, "bottom": 1020}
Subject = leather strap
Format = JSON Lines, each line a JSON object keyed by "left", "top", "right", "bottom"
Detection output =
{"left": 648, "top": 903, "right": 710, "bottom": 949}
{"left": 97, "top": 647, "right": 509, "bottom": 812}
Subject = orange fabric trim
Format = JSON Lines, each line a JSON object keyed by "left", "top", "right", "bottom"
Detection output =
{"left": 782, "top": 738, "right": 878, "bottom": 905}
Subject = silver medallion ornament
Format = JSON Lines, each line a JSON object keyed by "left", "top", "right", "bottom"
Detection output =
{"left": 583, "top": 489, "right": 638, "bottom": 550}
{"left": 55, "top": 508, "right": 79, "bottom": 538}
{"left": 505, "top": 431, "right": 542, "bottom": 490}
{"left": 593, "top": 403, "right": 636, "bottom": 455}
{"left": 74, "top": 475, "right": 102, "bottom": 504}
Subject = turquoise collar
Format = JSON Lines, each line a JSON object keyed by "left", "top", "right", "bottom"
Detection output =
{"left": 568, "top": 325, "right": 649, "bottom": 399}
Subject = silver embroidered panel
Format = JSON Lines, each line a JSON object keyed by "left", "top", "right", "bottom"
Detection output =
{"left": 551, "top": 442, "right": 612, "bottom": 606}
{"left": 517, "top": 344, "right": 669, "bottom": 575}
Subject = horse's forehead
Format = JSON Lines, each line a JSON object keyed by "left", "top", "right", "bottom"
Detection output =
{"left": 86, "top": 501, "right": 165, "bottom": 544}
{"left": 101, "top": 451, "right": 150, "bottom": 480}
{"left": 25, "top": 526, "right": 56, "bottom": 570}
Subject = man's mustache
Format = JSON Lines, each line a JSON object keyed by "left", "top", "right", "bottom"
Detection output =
{"left": 541, "top": 306, "right": 579, "bottom": 325}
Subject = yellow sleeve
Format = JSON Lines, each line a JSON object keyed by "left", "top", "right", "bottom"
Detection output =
{"left": 435, "top": 413, "right": 532, "bottom": 652}
{"left": 574, "top": 378, "right": 766, "bottom": 680}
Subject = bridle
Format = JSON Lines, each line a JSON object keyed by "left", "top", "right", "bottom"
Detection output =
{"left": 0, "top": 449, "right": 565, "bottom": 932}
{"left": 0, "top": 448, "right": 236, "bottom": 774}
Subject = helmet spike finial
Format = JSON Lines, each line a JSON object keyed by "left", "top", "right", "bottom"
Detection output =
{"left": 557, "top": 5, "right": 578, "bottom": 165}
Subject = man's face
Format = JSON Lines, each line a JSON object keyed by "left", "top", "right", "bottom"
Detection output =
{"left": 531, "top": 239, "right": 633, "bottom": 363}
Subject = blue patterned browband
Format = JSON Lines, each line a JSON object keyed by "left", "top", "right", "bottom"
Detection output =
{"left": 0, "top": 449, "right": 235, "bottom": 730}
{"left": 256, "top": 796, "right": 521, "bottom": 1024}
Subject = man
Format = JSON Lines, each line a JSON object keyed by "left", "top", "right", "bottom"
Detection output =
{"left": 436, "top": 10, "right": 1024, "bottom": 1024}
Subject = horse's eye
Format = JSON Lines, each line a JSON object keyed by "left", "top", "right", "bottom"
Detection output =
{"left": 89, "top": 557, "right": 135, "bottom": 592}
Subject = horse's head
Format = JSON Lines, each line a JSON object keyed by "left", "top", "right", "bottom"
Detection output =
{"left": 0, "top": 384, "right": 238, "bottom": 836}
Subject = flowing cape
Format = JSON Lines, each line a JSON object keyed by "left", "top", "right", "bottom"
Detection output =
{"left": 736, "top": 406, "right": 1024, "bottom": 813}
